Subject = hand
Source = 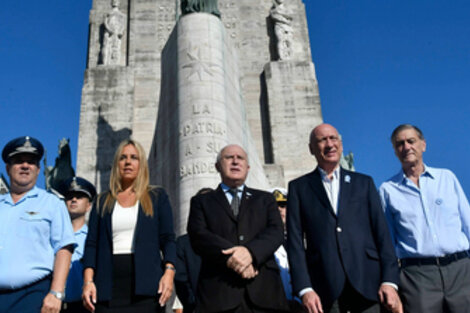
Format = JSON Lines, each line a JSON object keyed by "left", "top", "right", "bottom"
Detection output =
{"left": 40, "top": 293, "right": 62, "bottom": 313}
{"left": 378, "top": 284, "right": 403, "bottom": 313}
{"left": 158, "top": 268, "right": 175, "bottom": 307}
{"left": 240, "top": 264, "right": 259, "bottom": 279}
{"left": 82, "top": 281, "right": 97, "bottom": 312}
{"left": 302, "top": 290, "right": 323, "bottom": 313}
{"left": 222, "top": 246, "right": 253, "bottom": 274}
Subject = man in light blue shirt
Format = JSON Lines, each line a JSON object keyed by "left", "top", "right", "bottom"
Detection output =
{"left": 380, "top": 124, "right": 470, "bottom": 313}
{"left": 58, "top": 176, "right": 96, "bottom": 312}
{"left": 0, "top": 136, "right": 76, "bottom": 313}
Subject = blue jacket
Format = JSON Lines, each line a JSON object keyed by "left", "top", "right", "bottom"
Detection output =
{"left": 83, "top": 187, "right": 176, "bottom": 301}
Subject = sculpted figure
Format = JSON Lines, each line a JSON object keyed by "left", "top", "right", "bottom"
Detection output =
{"left": 45, "top": 138, "right": 75, "bottom": 193}
{"left": 181, "top": 0, "right": 221, "bottom": 18}
{"left": 270, "top": 0, "right": 293, "bottom": 60}
{"left": 102, "top": 0, "right": 126, "bottom": 65}
{"left": 340, "top": 151, "right": 355, "bottom": 171}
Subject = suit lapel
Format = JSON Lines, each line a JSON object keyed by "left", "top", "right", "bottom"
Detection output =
{"left": 101, "top": 193, "right": 114, "bottom": 240}
{"left": 214, "top": 185, "right": 237, "bottom": 222}
{"left": 134, "top": 202, "right": 144, "bottom": 242}
{"left": 238, "top": 187, "right": 252, "bottom": 220}
{"left": 308, "top": 168, "right": 336, "bottom": 218}
{"left": 337, "top": 168, "right": 352, "bottom": 218}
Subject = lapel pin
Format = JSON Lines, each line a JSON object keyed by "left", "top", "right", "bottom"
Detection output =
{"left": 246, "top": 191, "right": 252, "bottom": 198}
{"left": 26, "top": 211, "right": 39, "bottom": 216}
{"left": 345, "top": 175, "right": 351, "bottom": 183}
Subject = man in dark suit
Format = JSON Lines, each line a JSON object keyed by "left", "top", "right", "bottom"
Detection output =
{"left": 187, "top": 144, "right": 289, "bottom": 313}
{"left": 175, "top": 234, "right": 201, "bottom": 313}
{"left": 286, "top": 124, "right": 402, "bottom": 313}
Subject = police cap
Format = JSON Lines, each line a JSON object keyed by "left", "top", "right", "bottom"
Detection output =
{"left": 59, "top": 176, "right": 97, "bottom": 201}
{"left": 2, "top": 136, "right": 44, "bottom": 163}
{"left": 271, "top": 187, "right": 287, "bottom": 204}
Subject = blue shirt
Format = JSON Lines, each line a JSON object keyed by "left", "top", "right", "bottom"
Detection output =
{"left": 379, "top": 166, "right": 470, "bottom": 259}
{"left": 220, "top": 183, "right": 245, "bottom": 203}
{"left": 0, "top": 186, "right": 76, "bottom": 289}
{"left": 275, "top": 245, "right": 298, "bottom": 302}
{"left": 65, "top": 224, "right": 88, "bottom": 302}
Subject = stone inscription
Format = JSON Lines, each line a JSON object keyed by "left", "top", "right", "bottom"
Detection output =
{"left": 180, "top": 160, "right": 218, "bottom": 178}
{"left": 182, "top": 140, "right": 224, "bottom": 156}
{"left": 179, "top": 120, "right": 226, "bottom": 137}
{"left": 179, "top": 110, "right": 227, "bottom": 179}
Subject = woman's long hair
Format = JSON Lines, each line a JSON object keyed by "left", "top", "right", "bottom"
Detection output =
{"left": 101, "top": 139, "right": 153, "bottom": 216}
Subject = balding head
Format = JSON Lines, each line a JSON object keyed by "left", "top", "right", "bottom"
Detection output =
{"left": 309, "top": 123, "right": 343, "bottom": 173}
{"left": 215, "top": 144, "right": 250, "bottom": 188}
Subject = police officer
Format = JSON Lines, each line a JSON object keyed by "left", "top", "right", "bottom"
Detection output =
{"left": 58, "top": 177, "right": 96, "bottom": 313}
{"left": 271, "top": 188, "right": 303, "bottom": 313}
{"left": 0, "top": 136, "right": 76, "bottom": 313}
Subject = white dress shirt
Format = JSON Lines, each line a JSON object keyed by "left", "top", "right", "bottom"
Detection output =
{"left": 319, "top": 166, "right": 341, "bottom": 214}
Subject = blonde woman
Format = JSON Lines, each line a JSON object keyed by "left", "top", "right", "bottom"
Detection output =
{"left": 82, "top": 139, "right": 176, "bottom": 312}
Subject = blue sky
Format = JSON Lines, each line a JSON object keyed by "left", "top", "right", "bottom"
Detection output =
{"left": 1, "top": 0, "right": 469, "bottom": 194}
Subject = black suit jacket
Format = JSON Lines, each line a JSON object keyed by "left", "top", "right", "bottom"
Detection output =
{"left": 175, "top": 234, "right": 201, "bottom": 313}
{"left": 187, "top": 185, "right": 289, "bottom": 313}
{"left": 82, "top": 187, "right": 176, "bottom": 301}
{"left": 286, "top": 168, "right": 399, "bottom": 309}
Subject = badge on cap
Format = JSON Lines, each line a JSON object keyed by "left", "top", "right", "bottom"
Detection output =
{"left": 70, "top": 177, "right": 79, "bottom": 191}
{"left": 14, "top": 136, "right": 37, "bottom": 155}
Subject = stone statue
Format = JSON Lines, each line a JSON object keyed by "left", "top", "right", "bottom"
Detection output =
{"left": 101, "top": 0, "right": 126, "bottom": 65}
{"left": 181, "top": 0, "right": 221, "bottom": 18}
{"left": 0, "top": 174, "right": 9, "bottom": 195}
{"left": 270, "top": 0, "right": 293, "bottom": 60}
{"left": 340, "top": 152, "right": 355, "bottom": 172}
{"left": 44, "top": 138, "right": 76, "bottom": 194}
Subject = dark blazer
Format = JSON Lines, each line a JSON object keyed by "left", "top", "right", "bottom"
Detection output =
{"left": 286, "top": 168, "right": 399, "bottom": 309}
{"left": 175, "top": 234, "right": 201, "bottom": 313}
{"left": 82, "top": 187, "right": 176, "bottom": 301}
{"left": 187, "top": 185, "right": 289, "bottom": 313}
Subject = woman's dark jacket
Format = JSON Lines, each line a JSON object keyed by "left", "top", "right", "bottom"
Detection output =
{"left": 82, "top": 187, "right": 176, "bottom": 301}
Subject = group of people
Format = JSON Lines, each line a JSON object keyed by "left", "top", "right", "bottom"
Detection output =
{"left": 0, "top": 138, "right": 176, "bottom": 313}
{"left": 0, "top": 122, "right": 469, "bottom": 313}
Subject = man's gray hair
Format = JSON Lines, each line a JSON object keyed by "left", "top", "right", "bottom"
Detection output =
{"left": 390, "top": 124, "right": 425, "bottom": 143}
{"left": 215, "top": 144, "right": 249, "bottom": 165}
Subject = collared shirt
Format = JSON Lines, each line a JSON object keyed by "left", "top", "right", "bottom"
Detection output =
{"left": 65, "top": 224, "right": 88, "bottom": 302}
{"left": 318, "top": 166, "right": 341, "bottom": 214}
{"left": 220, "top": 183, "right": 245, "bottom": 203}
{"left": 380, "top": 165, "right": 470, "bottom": 259}
{"left": 0, "top": 186, "right": 76, "bottom": 289}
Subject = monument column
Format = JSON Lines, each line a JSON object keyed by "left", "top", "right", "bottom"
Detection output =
{"left": 151, "top": 12, "right": 269, "bottom": 235}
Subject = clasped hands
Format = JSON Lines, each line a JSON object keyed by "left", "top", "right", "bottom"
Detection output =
{"left": 222, "top": 246, "right": 258, "bottom": 279}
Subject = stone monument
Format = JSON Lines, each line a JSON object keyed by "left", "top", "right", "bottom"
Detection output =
{"left": 77, "top": 0, "right": 322, "bottom": 234}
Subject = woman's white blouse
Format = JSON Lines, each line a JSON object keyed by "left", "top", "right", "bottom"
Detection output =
{"left": 112, "top": 200, "right": 139, "bottom": 254}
